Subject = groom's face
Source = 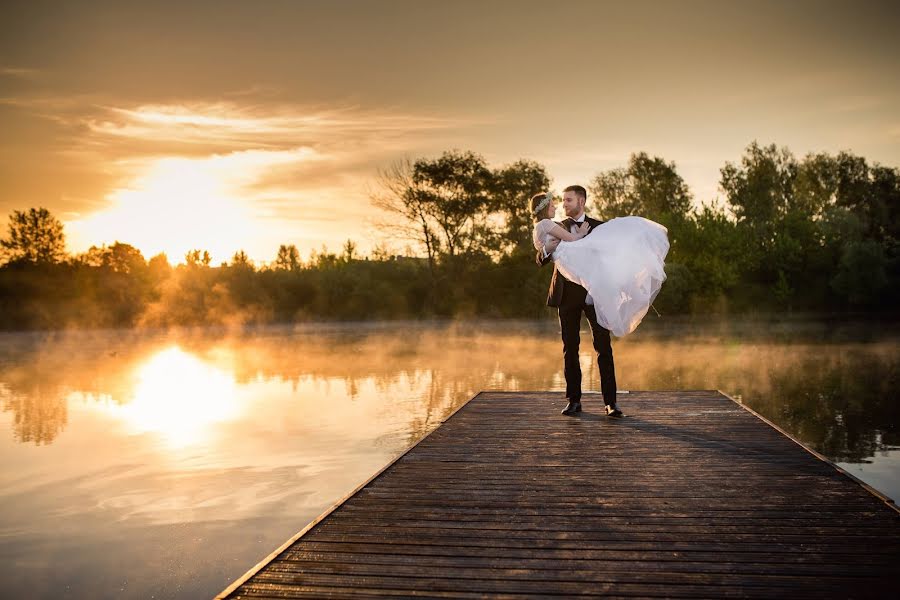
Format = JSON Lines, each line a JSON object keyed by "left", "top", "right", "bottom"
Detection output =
{"left": 562, "top": 191, "right": 586, "bottom": 218}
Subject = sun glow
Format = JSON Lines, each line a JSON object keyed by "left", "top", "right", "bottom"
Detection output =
{"left": 110, "top": 346, "right": 241, "bottom": 447}
{"left": 67, "top": 149, "right": 315, "bottom": 264}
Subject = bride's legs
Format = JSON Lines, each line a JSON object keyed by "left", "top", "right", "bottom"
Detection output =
{"left": 558, "top": 306, "right": 583, "bottom": 402}
{"left": 585, "top": 305, "right": 617, "bottom": 406}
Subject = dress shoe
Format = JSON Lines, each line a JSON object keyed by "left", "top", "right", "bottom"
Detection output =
{"left": 561, "top": 400, "right": 582, "bottom": 415}
{"left": 605, "top": 403, "right": 624, "bottom": 418}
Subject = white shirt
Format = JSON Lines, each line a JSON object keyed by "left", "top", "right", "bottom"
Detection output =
{"left": 570, "top": 216, "right": 594, "bottom": 306}
{"left": 543, "top": 214, "right": 594, "bottom": 306}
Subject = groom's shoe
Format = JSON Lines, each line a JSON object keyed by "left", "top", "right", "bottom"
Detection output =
{"left": 561, "top": 400, "right": 582, "bottom": 416}
{"left": 605, "top": 404, "right": 624, "bottom": 418}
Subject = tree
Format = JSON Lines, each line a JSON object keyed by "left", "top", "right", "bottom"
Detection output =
{"left": 720, "top": 141, "right": 798, "bottom": 227}
{"left": 830, "top": 239, "right": 889, "bottom": 307}
{"left": 589, "top": 152, "right": 693, "bottom": 223}
{"left": 231, "top": 250, "right": 254, "bottom": 269}
{"left": 1, "top": 207, "right": 67, "bottom": 264}
{"left": 185, "top": 249, "right": 211, "bottom": 267}
{"left": 105, "top": 242, "right": 146, "bottom": 274}
{"left": 274, "top": 244, "right": 301, "bottom": 271}
{"left": 719, "top": 142, "right": 800, "bottom": 289}
{"left": 490, "top": 159, "right": 551, "bottom": 256}
{"left": 75, "top": 244, "right": 110, "bottom": 267}
{"left": 371, "top": 151, "right": 495, "bottom": 263}
{"left": 371, "top": 158, "right": 442, "bottom": 278}
{"left": 830, "top": 153, "right": 900, "bottom": 242}
{"left": 412, "top": 150, "right": 493, "bottom": 258}
{"left": 148, "top": 252, "right": 172, "bottom": 281}
{"left": 341, "top": 239, "right": 357, "bottom": 263}
{"left": 869, "top": 164, "right": 900, "bottom": 241}
{"left": 793, "top": 152, "right": 838, "bottom": 219}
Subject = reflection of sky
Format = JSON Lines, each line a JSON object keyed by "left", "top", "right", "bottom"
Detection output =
{"left": 0, "top": 321, "right": 898, "bottom": 599}
{"left": 838, "top": 450, "right": 900, "bottom": 505}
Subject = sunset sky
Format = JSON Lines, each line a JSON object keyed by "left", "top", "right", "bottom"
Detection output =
{"left": 1, "top": 0, "right": 898, "bottom": 264}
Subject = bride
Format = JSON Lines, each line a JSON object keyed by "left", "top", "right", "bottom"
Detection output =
{"left": 531, "top": 191, "right": 670, "bottom": 337}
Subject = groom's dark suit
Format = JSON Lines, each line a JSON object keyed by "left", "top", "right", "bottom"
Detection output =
{"left": 536, "top": 216, "right": 617, "bottom": 406}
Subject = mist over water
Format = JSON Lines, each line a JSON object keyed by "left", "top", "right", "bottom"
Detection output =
{"left": 0, "top": 317, "right": 897, "bottom": 599}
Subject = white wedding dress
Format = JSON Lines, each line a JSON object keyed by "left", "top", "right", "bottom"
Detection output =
{"left": 534, "top": 216, "right": 670, "bottom": 337}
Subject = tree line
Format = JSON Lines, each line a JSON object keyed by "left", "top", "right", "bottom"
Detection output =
{"left": 1, "top": 141, "right": 897, "bottom": 330}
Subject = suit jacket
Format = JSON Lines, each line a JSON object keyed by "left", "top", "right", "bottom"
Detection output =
{"left": 535, "top": 216, "right": 604, "bottom": 309}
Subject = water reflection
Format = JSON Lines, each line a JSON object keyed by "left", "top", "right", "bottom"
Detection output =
{"left": 0, "top": 320, "right": 897, "bottom": 599}
{"left": 0, "top": 321, "right": 896, "bottom": 461}
{"left": 0, "top": 380, "right": 67, "bottom": 445}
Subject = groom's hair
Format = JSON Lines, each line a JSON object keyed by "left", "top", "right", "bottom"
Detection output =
{"left": 564, "top": 185, "right": 587, "bottom": 201}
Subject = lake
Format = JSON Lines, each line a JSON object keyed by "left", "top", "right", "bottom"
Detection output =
{"left": 1, "top": 317, "right": 898, "bottom": 599}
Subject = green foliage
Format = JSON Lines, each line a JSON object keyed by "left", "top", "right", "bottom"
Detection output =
{"left": 490, "top": 159, "right": 552, "bottom": 255}
{"left": 1, "top": 142, "right": 897, "bottom": 330}
{"left": 411, "top": 150, "right": 494, "bottom": 258}
{"left": 830, "top": 240, "right": 889, "bottom": 307}
{"left": 670, "top": 203, "right": 748, "bottom": 306}
{"left": 717, "top": 142, "right": 898, "bottom": 311}
{"left": 721, "top": 142, "right": 798, "bottom": 225}
{"left": 589, "top": 152, "right": 693, "bottom": 222}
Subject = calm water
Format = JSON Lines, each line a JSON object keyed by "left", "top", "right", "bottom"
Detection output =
{"left": 1, "top": 317, "right": 898, "bottom": 599}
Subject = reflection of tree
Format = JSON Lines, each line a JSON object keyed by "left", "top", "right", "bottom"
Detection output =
{"left": 0, "top": 382, "right": 67, "bottom": 444}
{"left": 0, "top": 322, "right": 896, "bottom": 463}
{"left": 756, "top": 352, "right": 899, "bottom": 462}
{"left": 0, "top": 333, "right": 151, "bottom": 445}
{"left": 613, "top": 332, "right": 899, "bottom": 463}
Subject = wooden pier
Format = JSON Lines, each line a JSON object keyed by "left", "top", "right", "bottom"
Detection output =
{"left": 217, "top": 390, "right": 900, "bottom": 598}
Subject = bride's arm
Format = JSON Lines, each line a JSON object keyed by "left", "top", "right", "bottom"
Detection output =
{"left": 548, "top": 223, "right": 588, "bottom": 242}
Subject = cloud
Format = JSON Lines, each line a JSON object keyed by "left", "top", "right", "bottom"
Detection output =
{"left": 28, "top": 98, "right": 483, "bottom": 262}
{"left": 82, "top": 102, "right": 476, "bottom": 154}
{"left": 79, "top": 100, "right": 478, "bottom": 212}
{"left": 0, "top": 66, "right": 43, "bottom": 80}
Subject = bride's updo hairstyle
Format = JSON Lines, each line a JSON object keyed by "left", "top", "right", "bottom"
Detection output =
{"left": 530, "top": 192, "right": 552, "bottom": 222}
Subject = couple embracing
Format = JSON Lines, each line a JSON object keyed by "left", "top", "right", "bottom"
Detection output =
{"left": 531, "top": 185, "right": 670, "bottom": 416}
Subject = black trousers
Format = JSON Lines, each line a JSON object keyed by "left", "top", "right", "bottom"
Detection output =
{"left": 558, "top": 302, "right": 617, "bottom": 405}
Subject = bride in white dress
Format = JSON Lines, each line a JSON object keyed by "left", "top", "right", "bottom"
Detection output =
{"left": 531, "top": 192, "right": 670, "bottom": 337}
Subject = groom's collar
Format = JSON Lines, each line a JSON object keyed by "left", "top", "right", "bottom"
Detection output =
{"left": 572, "top": 213, "right": 587, "bottom": 223}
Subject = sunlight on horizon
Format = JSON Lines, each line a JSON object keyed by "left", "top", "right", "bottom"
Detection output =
{"left": 66, "top": 149, "right": 319, "bottom": 265}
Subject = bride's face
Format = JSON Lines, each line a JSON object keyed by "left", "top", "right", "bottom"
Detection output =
{"left": 547, "top": 198, "right": 557, "bottom": 218}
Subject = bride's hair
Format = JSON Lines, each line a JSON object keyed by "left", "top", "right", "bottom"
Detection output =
{"left": 530, "top": 192, "right": 552, "bottom": 222}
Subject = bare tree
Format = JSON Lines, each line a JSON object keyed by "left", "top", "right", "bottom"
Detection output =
{"left": 370, "top": 158, "right": 441, "bottom": 277}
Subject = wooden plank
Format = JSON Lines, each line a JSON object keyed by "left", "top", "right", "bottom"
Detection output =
{"left": 217, "top": 391, "right": 900, "bottom": 598}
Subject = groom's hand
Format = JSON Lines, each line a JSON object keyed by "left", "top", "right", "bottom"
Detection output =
{"left": 536, "top": 238, "right": 560, "bottom": 266}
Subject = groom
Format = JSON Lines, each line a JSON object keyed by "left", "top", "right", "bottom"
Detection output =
{"left": 536, "top": 185, "right": 623, "bottom": 417}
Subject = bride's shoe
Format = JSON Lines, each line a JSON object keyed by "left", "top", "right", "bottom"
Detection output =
{"left": 605, "top": 404, "right": 624, "bottom": 418}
